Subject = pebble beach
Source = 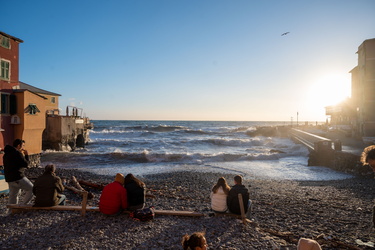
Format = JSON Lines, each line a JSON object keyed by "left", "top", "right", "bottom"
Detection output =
{"left": 0, "top": 168, "right": 374, "bottom": 249}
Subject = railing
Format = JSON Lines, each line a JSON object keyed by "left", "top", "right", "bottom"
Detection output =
{"left": 289, "top": 128, "right": 341, "bottom": 152}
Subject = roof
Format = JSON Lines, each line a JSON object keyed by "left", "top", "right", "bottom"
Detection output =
{"left": 0, "top": 31, "right": 23, "bottom": 43}
{"left": 19, "top": 82, "right": 61, "bottom": 96}
{"left": 12, "top": 89, "right": 48, "bottom": 100}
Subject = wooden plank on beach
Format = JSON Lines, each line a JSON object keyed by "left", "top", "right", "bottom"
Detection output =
{"left": 154, "top": 210, "right": 204, "bottom": 217}
{"left": 7, "top": 204, "right": 85, "bottom": 211}
{"left": 6, "top": 204, "right": 204, "bottom": 217}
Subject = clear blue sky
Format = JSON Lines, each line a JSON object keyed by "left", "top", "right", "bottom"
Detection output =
{"left": 2, "top": 0, "right": 375, "bottom": 121}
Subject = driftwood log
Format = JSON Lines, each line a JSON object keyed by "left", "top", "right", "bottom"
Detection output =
{"left": 64, "top": 176, "right": 94, "bottom": 199}
{"left": 78, "top": 179, "right": 105, "bottom": 190}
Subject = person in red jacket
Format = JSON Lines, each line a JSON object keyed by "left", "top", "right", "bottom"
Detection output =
{"left": 99, "top": 173, "right": 128, "bottom": 215}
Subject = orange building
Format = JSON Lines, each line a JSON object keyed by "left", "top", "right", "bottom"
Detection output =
{"left": 0, "top": 31, "right": 61, "bottom": 167}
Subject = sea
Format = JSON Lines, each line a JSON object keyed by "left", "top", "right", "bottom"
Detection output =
{"left": 41, "top": 120, "right": 353, "bottom": 181}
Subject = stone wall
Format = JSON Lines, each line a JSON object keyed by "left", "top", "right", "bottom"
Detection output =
{"left": 309, "top": 149, "right": 373, "bottom": 177}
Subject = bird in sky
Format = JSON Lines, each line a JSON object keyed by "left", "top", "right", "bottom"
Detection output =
{"left": 281, "top": 32, "right": 290, "bottom": 36}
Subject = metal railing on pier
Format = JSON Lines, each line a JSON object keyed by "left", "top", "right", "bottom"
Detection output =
{"left": 289, "top": 128, "right": 341, "bottom": 152}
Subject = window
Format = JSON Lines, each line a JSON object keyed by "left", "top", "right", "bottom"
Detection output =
{"left": 24, "top": 104, "right": 40, "bottom": 115}
{"left": 0, "top": 36, "right": 10, "bottom": 49}
{"left": 1, "top": 59, "right": 10, "bottom": 80}
{"left": 51, "top": 97, "right": 56, "bottom": 104}
{"left": 1, "top": 93, "right": 9, "bottom": 114}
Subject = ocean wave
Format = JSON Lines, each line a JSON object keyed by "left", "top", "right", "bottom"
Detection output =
{"left": 128, "top": 125, "right": 187, "bottom": 132}
{"left": 91, "top": 125, "right": 188, "bottom": 134}
{"left": 182, "top": 129, "right": 212, "bottom": 135}
{"left": 199, "top": 138, "right": 262, "bottom": 147}
{"left": 229, "top": 126, "right": 256, "bottom": 133}
{"left": 43, "top": 149, "right": 296, "bottom": 165}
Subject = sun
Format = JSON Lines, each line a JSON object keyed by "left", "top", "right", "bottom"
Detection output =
{"left": 305, "top": 73, "right": 351, "bottom": 119}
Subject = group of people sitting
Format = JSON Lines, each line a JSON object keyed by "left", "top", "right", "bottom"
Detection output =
{"left": 33, "top": 168, "right": 147, "bottom": 216}
{"left": 3, "top": 138, "right": 341, "bottom": 249}
{"left": 98, "top": 173, "right": 146, "bottom": 215}
{"left": 2, "top": 139, "right": 146, "bottom": 215}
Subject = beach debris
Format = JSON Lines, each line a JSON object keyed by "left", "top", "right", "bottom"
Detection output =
{"left": 78, "top": 179, "right": 105, "bottom": 190}
{"left": 355, "top": 239, "right": 374, "bottom": 247}
{"left": 64, "top": 176, "right": 94, "bottom": 199}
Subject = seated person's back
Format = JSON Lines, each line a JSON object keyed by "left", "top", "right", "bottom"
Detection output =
{"left": 33, "top": 164, "right": 65, "bottom": 207}
{"left": 124, "top": 173, "right": 146, "bottom": 210}
{"left": 210, "top": 177, "right": 231, "bottom": 213}
{"left": 99, "top": 173, "right": 128, "bottom": 215}
{"left": 227, "top": 175, "right": 250, "bottom": 215}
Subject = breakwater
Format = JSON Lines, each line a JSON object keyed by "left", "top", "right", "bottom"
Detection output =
{"left": 250, "top": 125, "right": 374, "bottom": 177}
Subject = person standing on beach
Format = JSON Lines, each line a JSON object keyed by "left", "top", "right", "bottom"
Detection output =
{"left": 33, "top": 164, "right": 66, "bottom": 207}
{"left": 227, "top": 175, "right": 251, "bottom": 219}
{"left": 360, "top": 145, "right": 375, "bottom": 227}
{"left": 99, "top": 173, "right": 128, "bottom": 215}
{"left": 124, "top": 173, "right": 146, "bottom": 211}
{"left": 210, "top": 177, "right": 231, "bottom": 213}
{"left": 3, "top": 139, "right": 33, "bottom": 205}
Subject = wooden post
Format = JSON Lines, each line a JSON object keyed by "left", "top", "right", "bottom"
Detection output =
{"left": 238, "top": 193, "right": 247, "bottom": 225}
{"left": 81, "top": 191, "right": 88, "bottom": 217}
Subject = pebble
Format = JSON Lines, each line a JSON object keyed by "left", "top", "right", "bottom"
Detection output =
{"left": 0, "top": 168, "right": 374, "bottom": 249}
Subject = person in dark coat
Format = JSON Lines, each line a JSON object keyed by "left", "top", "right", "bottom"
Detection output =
{"left": 124, "top": 173, "right": 146, "bottom": 211}
{"left": 33, "top": 164, "right": 65, "bottom": 207}
{"left": 227, "top": 175, "right": 251, "bottom": 218}
{"left": 3, "top": 139, "right": 33, "bottom": 205}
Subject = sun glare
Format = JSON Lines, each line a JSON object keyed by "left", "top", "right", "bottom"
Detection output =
{"left": 307, "top": 73, "right": 351, "bottom": 105}
{"left": 304, "top": 73, "right": 351, "bottom": 120}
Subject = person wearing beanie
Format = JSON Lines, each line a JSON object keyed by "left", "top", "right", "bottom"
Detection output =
{"left": 99, "top": 173, "right": 128, "bottom": 215}
{"left": 33, "top": 164, "right": 65, "bottom": 207}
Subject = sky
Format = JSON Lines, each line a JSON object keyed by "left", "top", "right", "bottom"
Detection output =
{"left": 2, "top": 0, "right": 375, "bottom": 121}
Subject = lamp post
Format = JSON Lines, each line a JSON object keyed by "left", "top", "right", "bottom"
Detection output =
{"left": 297, "top": 112, "right": 299, "bottom": 127}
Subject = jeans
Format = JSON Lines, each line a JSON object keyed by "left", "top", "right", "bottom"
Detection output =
{"left": 8, "top": 177, "right": 34, "bottom": 205}
{"left": 57, "top": 194, "right": 66, "bottom": 205}
{"left": 245, "top": 200, "right": 252, "bottom": 219}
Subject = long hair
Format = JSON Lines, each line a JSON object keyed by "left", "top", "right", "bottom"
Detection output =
{"left": 361, "top": 145, "right": 375, "bottom": 165}
{"left": 181, "top": 232, "right": 206, "bottom": 250}
{"left": 212, "top": 177, "right": 230, "bottom": 195}
{"left": 124, "top": 173, "right": 145, "bottom": 187}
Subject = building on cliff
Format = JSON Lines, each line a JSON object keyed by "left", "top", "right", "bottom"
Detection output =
{"left": 0, "top": 31, "right": 92, "bottom": 168}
